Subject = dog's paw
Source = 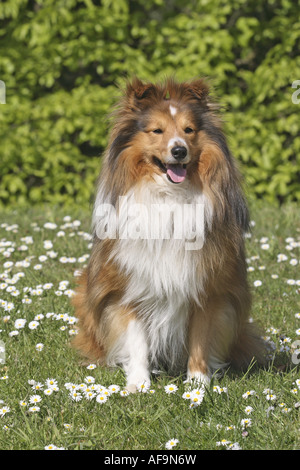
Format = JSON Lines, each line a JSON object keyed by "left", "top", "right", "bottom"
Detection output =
{"left": 186, "top": 370, "right": 210, "bottom": 387}
{"left": 125, "top": 383, "right": 139, "bottom": 394}
{"left": 125, "top": 376, "right": 150, "bottom": 394}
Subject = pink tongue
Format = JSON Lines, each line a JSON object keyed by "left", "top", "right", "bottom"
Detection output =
{"left": 166, "top": 164, "right": 187, "bottom": 183}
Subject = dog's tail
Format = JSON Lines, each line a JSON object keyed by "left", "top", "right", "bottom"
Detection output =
{"left": 230, "top": 321, "right": 267, "bottom": 370}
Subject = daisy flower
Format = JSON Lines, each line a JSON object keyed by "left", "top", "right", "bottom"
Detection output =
{"left": 31, "top": 382, "right": 44, "bottom": 391}
{"left": 77, "top": 383, "right": 87, "bottom": 392}
{"left": 227, "top": 442, "right": 242, "bottom": 450}
{"left": 8, "top": 331, "right": 18, "bottom": 337}
{"left": 108, "top": 384, "right": 120, "bottom": 394}
{"left": 28, "top": 406, "right": 40, "bottom": 413}
{"left": 120, "top": 390, "right": 130, "bottom": 397}
{"left": 244, "top": 406, "right": 254, "bottom": 415}
{"left": 189, "top": 390, "right": 205, "bottom": 407}
{"left": 36, "top": 343, "right": 44, "bottom": 351}
{"left": 216, "top": 439, "right": 231, "bottom": 447}
{"left": 44, "top": 222, "right": 57, "bottom": 230}
{"left": 164, "top": 384, "right": 178, "bottom": 394}
{"left": 213, "top": 385, "right": 227, "bottom": 394}
{"left": 84, "top": 376, "right": 95, "bottom": 384}
{"left": 64, "top": 383, "right": 78, "bottom": 391}
{"left": 266, "top": 393, "right": 277, "bottom": 401}
{"left": 70, "top": 391, "right": 82, "bottom": 402}
{"left": 45, "top": 378, "right": 58, "bottom": 388}
{"left": 165, "top": 438, "right": 179, "bottom": 450}
{"left": 182, "top": 391, "right": 193, "bottom": 400}
{"left": 277, "top": 254, "right": 288, "bottom": 262}
{"left": 44, "top": 388, "right": 53, "bottom": 396}
{"left": 34, "top": 314, "right": 44, "bottom": 321}
{"left": 5, "top": 302, "right": 14, "bottom": 311}
{"left": 45, "top": 444, "right": 57, "bottom": 450}
{"left": 189, "top": 396, "right": 202, "bottom": 408}
{"left": 84, "top": 391, "right": 96, "bottom": 400}
{"left": 136, "top": 381, "right": 150, "bottom": 393}
{"left": 86, "top": 363, "right": 97, "bottom": 370}
{"left": 261, "top": 244, "right": 269, "bottom": 250}
{"left": 29, "top": 395, "right": 42, "bottom": 404}
{"left": 191, "top": 387, "right": 205, "bottom": 399}
{"left": 14, "top": 318, "right": 26, "bottom": 329}
{"left": 253, "top": 280, "right": 262, "bottom": 287}
{"left": 226, "top": 425, "right": 236, "bottom": 431}
{"left": 96, "top": 394, "right": 108, "bottom": 404}
{"left": 43, "top": 240, "right": 53, "bottom": 249}
{"left": 241, "top": 418, "right": 252, "bottom": 429}
{"left": 28, "top": 321, "right": 39, "bottom": 330}
{"left": 0, "top": 406, "right": 10, "bottom": 417}
{"left": 242, "top": 390, "right": 256, "bottom": 399}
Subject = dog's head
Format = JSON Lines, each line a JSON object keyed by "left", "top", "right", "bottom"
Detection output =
{"left": 99, "top": 77, "right": 249, "bottom": 232}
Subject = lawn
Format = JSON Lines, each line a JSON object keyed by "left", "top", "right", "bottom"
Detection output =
{"left": 0, "top": 202, "right": 299, "bottom": 451}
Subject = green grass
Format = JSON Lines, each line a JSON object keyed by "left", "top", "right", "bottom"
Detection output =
{"left": 0, "top": 202, "right": 299, "bottom": 450}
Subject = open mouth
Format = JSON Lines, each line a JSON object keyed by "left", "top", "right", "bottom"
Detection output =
{"left": 153, "top": 157, "right": 187, "bottom": 184}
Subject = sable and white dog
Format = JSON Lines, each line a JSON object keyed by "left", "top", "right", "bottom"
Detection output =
{"left": 73, "top": 78, "right": 264, "bottom": 390}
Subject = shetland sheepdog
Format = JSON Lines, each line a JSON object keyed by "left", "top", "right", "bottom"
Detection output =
{"left": 73, "top": 77, "right": 264, "bottom": 389}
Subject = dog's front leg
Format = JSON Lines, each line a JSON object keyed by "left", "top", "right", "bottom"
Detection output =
{"left": 123, "top": 319, "right": 150, "bottom": 392}
{"left": 187, "top": 305, "right": 212, "bottom": 386}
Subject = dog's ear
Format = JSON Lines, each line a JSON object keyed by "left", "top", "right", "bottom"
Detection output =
{"left": 187, "top": 79, "right": 210, "bottom": 103}
{"left": 126, "top": 77, "right": 156, "bottom": 103}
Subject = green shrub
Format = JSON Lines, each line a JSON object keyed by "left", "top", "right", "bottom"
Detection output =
{"left": 0, "top": 0, "right": 299, "bottom": 206}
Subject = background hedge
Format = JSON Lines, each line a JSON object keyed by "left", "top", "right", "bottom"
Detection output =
{"left": 0, "top": 0, "right": 299, "bottom": 207}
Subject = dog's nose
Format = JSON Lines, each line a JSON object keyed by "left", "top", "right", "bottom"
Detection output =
{"left": 171, "top": 146, "right": 187, "bottom": 161}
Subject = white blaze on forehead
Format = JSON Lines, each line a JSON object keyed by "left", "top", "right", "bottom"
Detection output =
{"left": 169, "top": 105, "right": 177, "bottom": 116}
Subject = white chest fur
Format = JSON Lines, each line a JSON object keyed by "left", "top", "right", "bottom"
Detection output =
{"left": 108, "top": 179, "right": 213, "bottom": 368}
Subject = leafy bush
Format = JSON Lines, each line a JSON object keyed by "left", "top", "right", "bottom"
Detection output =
{"left": 0, "top": 0, "right": 299, "bottom": 206}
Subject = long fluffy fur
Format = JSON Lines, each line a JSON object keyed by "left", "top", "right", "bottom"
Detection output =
{"left": 72, "top": 77, "right": 265, "bottom": 388}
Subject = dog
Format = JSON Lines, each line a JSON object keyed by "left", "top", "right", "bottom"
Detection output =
{"left": 73, "top": 77, "right": 264, "bottom": 390}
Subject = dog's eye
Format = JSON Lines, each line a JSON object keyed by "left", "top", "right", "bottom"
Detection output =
{"left": 184, "top": 127, "right": 194, "bottom": 134}
{"left": 153, "top": 129, "right": 163, "bottom": 134}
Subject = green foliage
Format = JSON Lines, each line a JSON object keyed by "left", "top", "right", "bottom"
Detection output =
{"left": 0, "top": 0, "right": 299, "bottom": 206}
